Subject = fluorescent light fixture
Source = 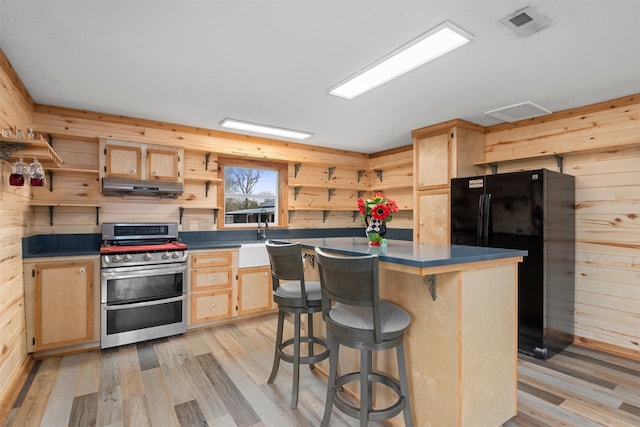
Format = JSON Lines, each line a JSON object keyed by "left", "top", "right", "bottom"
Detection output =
{"left": 328, "top": 21, "right": 473, "bottom": 99}
{"left": 220, "top": 118, "right": 313, "bottom": 140}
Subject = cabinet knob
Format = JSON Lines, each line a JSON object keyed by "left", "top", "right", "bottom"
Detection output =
{"left": 210, "top": 304, "right": 216, "bottom": 309}
{"left": 79, "top": 267, "right": 86, "bottom": 274}
{"left": 264, "top": 272, "right": 268, "bottom": 278}
{"left": 418, "top": 181, "right": 423, "bottom": 186}
{"left": 152, "top": 170, "right": 159, "bottom": 175}
{"left": 210, "top": 258, "right": 216, "bottom": 263}
{"left": 210, "top": 276, "right": 216, "bottom": 282}
{"left": 419, "top": 221, "right": 424, "bottom": 226}
{"left": 130, "top": 168, "right": 136, "bottom": 174}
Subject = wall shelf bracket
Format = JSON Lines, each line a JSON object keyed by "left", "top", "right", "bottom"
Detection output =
{"left": 357, "top": 170, "right": 366, "bottom": 182}
{"left": 327, "top": 188, "right": 336, "bottom": 201}
{"left": 48, "top": 206, "right": 54, "bottom": 227}
{"left": 293, "top": 186, "right": 301, "bottom": 200}
{"left": 375, "top": 169, "right": 383, "bottom": 182}
{"left": 204, "top": 153, "right": 211, "bottom": 171}
{"left": 358, "top": 190, "right": 365, "bottom": 198}
{"left": 294, "top": 163, "right": 302, "bottom": 178}
{"left": 303, "top": 253, "right": 315, "bottom": 269}
{"left": 554, "top": 155, "right": 564, "bottom": 173}
{"left": 423, "top": 275, "right": 437, "bottom": 301}
{"left": 205, "top": 180, "right": 211, "bottom": 198}
{"left": 489, "top": 163, "right": 498, "bottom": 174}
{"left": 322, "top": 210, "right": 330, "bottom": 222}
{"left": 327, "top": 166, "right": 336, "bottom": 181}
{"left": 213, "top": 208, "right": 218, "bottom": 224}
{"left": 95, "top": 207, "right": 100, "bottom": 225}
{"left": 48, "top": 170, "right": 54, "bottom": 192}
{"left": 288, "top": 210, "right": 294, "bottom": 223}
{"left": 179, "top": 207, "right": 184, "bottom": 225}
{"left": 352, "top": 211, "right": 361, "bottom": 222}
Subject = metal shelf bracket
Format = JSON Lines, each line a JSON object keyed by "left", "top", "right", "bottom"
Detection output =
{"left": 357, "top": 170, "right": 366, "bottom": 182}
{"left": 327, "top": 188, "right": 336, "bottom": 201}
{"left": 322, "top": 210, "right": 330, "bottom": 222}
{"left": 294, "top": 163, "right": 302, "bottom": 178}
{"left": 294, "top": 186, "right": 301, "bottom": 200}
{"left": 423, "top": 275, "right": 437, "bottom": 301}
{"left": 554, "top": 155, "right": 564, "bottom": 173}
{"left": 328, "top": 166, "right": 336, "bottom": 181}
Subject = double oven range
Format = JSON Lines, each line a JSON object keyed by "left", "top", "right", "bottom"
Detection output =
{"left": 100, "top": 223, "right": 187, "bottom": 349}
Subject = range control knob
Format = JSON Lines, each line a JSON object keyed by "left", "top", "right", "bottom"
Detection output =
{"left": 143, "top": 252, "right": 152, "bottom": 261}
{"left": 123, "top": 254, "right": 133, "bottom": 262}
{"left": 162, "top": 251, "right": 171, "bottom": 259}
{"left": 111, "top": 254, "right": 122, "bottom": 263}
{"left": 172, "top": 251, "right": 181, "bottom": 259}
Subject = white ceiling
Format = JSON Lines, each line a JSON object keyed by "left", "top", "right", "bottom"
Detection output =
{"left": 1, "top": 1, "right": 639, "bottom": 153}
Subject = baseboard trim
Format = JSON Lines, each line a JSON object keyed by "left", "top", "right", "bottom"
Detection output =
{"left": 574, "top": 336, "right": 640, "bottom": 361}
{"left": 0, "top": 355, "right": 34, "bottom": 424}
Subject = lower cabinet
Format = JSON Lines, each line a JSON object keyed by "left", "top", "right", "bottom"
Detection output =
{"left": 416, "top": 189, "right": 450, "bottom": 244}
{"left": 238, "top": 266, "right": 272, "bottom": 315}
{"left": 189, "top": 249, "right": 238, "bottom": 325}
{"left": 24, "top": 257, "right": 98, "bottom": 352}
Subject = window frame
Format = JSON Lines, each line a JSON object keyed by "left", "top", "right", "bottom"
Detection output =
{"left": 217, "top": 158, "right": 288, "bottom": 228}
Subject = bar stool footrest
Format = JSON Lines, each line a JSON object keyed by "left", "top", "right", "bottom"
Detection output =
{"left": 276, "top": 336, "right": 329, "bottom": 365}
{"left": 331, "top": 371, "right": 406, "bottom": 421}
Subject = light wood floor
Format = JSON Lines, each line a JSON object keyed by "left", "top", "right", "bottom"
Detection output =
{"left": 3, "top": 314, "right": 639, "bottom": 427}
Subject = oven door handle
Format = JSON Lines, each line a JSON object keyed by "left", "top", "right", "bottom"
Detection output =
{"left": 103, "top": 294, "right": 185, "bottom": 311}
{"left": 101, "top": 265, "right": 186, "bottom": 279}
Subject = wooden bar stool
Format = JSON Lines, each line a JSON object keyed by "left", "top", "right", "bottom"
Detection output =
{"left": 265, "top": 240, "right": 329, "bottom": 409}
{"left": 315, "top": 247, "right": 413, "bottom": 427}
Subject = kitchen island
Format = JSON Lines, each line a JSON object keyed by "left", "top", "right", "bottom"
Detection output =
{"left": 274, "top": 237, "right": 526, "bottom": 427}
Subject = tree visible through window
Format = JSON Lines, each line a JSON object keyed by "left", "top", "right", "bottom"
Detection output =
{"left": 224, "top": 165, "right": 278, "bottom": 225}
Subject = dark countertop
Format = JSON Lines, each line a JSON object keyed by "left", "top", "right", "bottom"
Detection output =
{"left": 272, "top": 237, "right": 527, "bottom": 269}
{"left": 22, "top": 228, "right": 413, "bottom": 259}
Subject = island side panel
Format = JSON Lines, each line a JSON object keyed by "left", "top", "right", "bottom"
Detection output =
{"left": 460, "top": 263, "right": 518, "bottom": 426}
{"left": 379, "top": 268, "right": 461, "bottom": 427}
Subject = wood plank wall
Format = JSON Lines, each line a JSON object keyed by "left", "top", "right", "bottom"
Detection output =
{"left": 0, "top": 50, "right": 34, "bottom": 421}
{"left": 483, "top": 95, "right": 640, "bottom": 358}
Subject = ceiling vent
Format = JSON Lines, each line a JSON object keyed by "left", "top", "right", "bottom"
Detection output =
{"left": 501, "top": 6, "right": 551, "bottom": 37}
{"left": 485, "top": 101, "right": 552, "bottom": 122}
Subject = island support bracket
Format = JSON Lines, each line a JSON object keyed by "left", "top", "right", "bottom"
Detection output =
{"left": 423, "top": 275, "right": 437, "bottom": 301}
{"left": 303, "top": 253, "right": 315, "bottom": 269}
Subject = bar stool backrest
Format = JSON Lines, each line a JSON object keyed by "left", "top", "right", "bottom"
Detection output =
{"left": 315, "top": 248, "right": 383, "bottom": 343}
{"left": 265, "top": 240, "right": 309, "bottom": 302}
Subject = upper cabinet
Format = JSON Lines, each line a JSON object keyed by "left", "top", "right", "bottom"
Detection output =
{"left": 100, "top": 139, "right": 183, "bottom": 182}
{"left": 412, "top": 120, "right": 485, "bottom": 243}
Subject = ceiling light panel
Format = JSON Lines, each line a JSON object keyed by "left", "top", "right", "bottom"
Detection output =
{"left": 328, "top": 21, "right": 473, "bottom": 100}
{"left": 220, "top": 118, "right": 313, "bottom": 140}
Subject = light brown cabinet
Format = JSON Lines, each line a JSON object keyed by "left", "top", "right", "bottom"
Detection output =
{"left": 100, "top": 139, "right": 183, "bottom": 182}
{"left": 238, "top": 266, "right": 273, "bottom": 315}
{"left": 189, "top": 250, "right": 237, "bottom": 324}
{"left": 412, "top": 121, "right": 485, "bottom": 243}
{"left": 24, "top": 258, "right": 97, "bottom": 352}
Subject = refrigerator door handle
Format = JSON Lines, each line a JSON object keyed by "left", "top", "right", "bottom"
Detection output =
{"left": 483, "top": 193, "right": 492, "bottom": 246}
{"left": 477, "top": 194, "right": 485, "bottom": 246}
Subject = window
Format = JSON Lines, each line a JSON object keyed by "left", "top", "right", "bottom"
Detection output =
{"left": 220, "top": 160, "right": 285, "bottom": 227}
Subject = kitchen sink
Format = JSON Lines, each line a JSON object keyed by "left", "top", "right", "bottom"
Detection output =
{"left": 238, "top": 242, "right": 270, "bottom": 268}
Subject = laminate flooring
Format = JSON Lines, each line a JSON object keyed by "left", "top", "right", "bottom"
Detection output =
{"left": 4, "top": 314, "right": 639, "bottom": 427}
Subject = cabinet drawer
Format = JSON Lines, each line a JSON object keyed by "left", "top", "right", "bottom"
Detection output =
{"left": 191, "top": 252, "right": 233, "bottom": 268}
{"left": 191, "top": 290, "right": 233, "bottom": 323}
{"left": 191, "top": 267, "right": 232, "bottom": 291}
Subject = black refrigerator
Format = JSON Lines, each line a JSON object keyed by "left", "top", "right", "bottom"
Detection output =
{"left": 451, "top": 169, "right": 575, "bottom": 359}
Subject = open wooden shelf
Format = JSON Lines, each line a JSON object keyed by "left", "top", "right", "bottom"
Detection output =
{"left": 0, "top": 135, "right": 63, "bottom": 168}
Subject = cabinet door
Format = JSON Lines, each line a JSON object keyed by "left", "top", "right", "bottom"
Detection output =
{"left": 105, "top": 144, "right": 142, "bottom": 178}
{"left": 416, "top": 190, "right": 450, "bottom": 244}
{"left": 191, "top": 290, "right": 233, "bottom": 323}
{"left": 34, "top": 262, "right": 93, "bottom": 350}
{"left": 416, "top": 132, "right": 450, "bottom": 189}
{"left": 191, "top": 267, "right": 232, "bottom": 291}
{"left": 147, "top": 148, "right": 180, "bottom": 181}
{"left": 238, "top": 266, "right": 272, "bottom": 315}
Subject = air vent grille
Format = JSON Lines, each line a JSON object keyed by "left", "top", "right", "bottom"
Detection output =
{"left": 485, "top": 101, "right": 552, "bottom": 123}
{"left": 502, "top": 7, "right": 551, "bottom": 37}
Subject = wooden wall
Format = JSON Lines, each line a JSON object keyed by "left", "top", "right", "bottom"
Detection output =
{"left": 482, "top": 95, "right": 639, "bottom": 358}
{"left": 0, "top": 51, "right": 34, "bottom": 420}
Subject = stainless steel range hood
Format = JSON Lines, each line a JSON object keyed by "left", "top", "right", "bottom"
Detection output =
{"left": 102, "top": 177, "right": 184, "bottom": 199}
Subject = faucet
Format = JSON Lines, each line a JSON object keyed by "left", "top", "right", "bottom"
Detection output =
{"left": 257, "top": 208, "right": 268, "bottom": 241}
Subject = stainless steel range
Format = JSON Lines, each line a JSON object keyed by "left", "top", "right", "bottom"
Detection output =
{"left": 100, "top": 222, "right": 187, "bottom": 349}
